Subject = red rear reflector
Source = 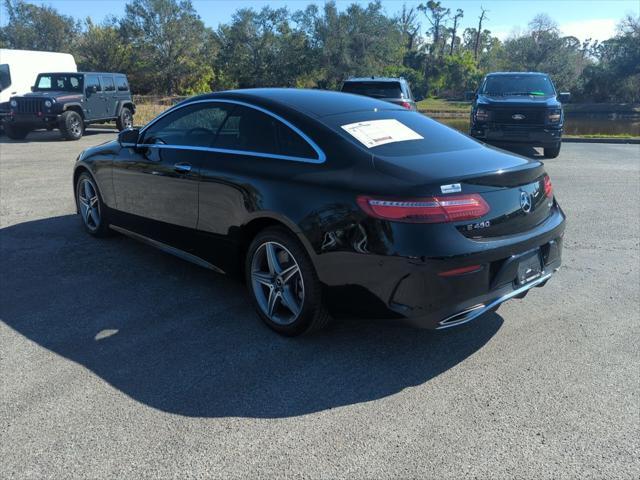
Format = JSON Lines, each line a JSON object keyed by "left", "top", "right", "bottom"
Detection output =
{"left": 438, "top": 264, "right": 483, "bottom": 277}
{"left": 543, "top": 175, "right": 553, "bottom": 198}
{"left": 357, "top": 194, "right": 490, "bottom": 223}
{"left": 400, "top": 101, "right": 412, "bottom": 110}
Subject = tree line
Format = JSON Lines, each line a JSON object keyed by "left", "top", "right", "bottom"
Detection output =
{"left": 1, "top": 0, "right": 638, "bottom": 102}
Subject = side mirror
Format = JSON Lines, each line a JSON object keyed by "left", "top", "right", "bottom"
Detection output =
{"left": 31, "top": 86, "right": 36, "bottom": 92}
{"left": 86, "top": 85, "right": 98, "bottom": 94}
{"left": 118, "top": 128, "right": 140, "bottom": 146}
{"left": 558, "top": 92, "right": 571, "bottom": 103}
{"left": 464, "top": 90, "right": 476, "bottom": 101}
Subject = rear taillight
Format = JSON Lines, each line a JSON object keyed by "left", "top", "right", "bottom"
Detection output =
{"left": 543, "top": 175, "right": 553, "bottom": 198}
{"left": 357, "top": 194, "right": 490, "bottom": 223}
{"left": 400, "top": 101, "right": 412, "bottom": 110}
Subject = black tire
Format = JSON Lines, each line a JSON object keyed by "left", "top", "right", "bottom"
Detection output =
{"left": 59, "top": 110, "right": 84, "bottom": 140}
{"left": 116, "top": 107, "right": 134, "bottom": 131}
{"left": 245, "top": 227, "right": 330, "bottom": 336}
{"left": 544, "top": 143, "right": 561, "bottom": 158}
{"left": 75, "top": 172, "right": 111, "bottom": 237}
{"left": 4, "top": 123, "right": 29, "bottom": 140}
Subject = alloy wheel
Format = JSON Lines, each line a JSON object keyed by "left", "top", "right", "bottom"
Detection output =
{"left": 123, "top": 111, "right": 133, "bottom": 128}
{"left": 77, "top": 178, "right": 101, "bottom": 231}
{"left": 250, "top": 241, "right": 305, "bottom": 325}
{"left": 70, "top": 116, "right": 82, "bottom": 136}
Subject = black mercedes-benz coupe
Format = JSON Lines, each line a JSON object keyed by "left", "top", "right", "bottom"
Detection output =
{"left": 73, "top": 88, "right": 565, "bottom": 335}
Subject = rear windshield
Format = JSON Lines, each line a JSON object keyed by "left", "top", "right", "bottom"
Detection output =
{"left": 35, "top": 73, "right": 83, "bottom": 92}
{"left": 324, "top": 110, "right": 479, "bottom": 157}
{"left": 480, "top": 75, "right": 555, "bottom": 96}
{"left": 342, "top": 81, "right": 403, "bottom": 99}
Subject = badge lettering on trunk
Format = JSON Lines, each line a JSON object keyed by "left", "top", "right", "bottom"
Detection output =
{"left": 440, "top": 183, "right": 461, "bottom": 194}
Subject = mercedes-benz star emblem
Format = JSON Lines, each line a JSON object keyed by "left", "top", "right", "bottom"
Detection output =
{"left": 520, "top": 191, "right": 532, "bottom": 213}
{"left": 512, "top": 113, "right": 526, "bottom": 120}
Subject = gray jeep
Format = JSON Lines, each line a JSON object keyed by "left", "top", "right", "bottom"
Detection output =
{"left": 5, "top": 72, "right": 135, "bottom": 140}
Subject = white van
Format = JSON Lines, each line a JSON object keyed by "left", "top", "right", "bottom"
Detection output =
{"left": 0, "top": 49, "right": 77, "bottom": 106}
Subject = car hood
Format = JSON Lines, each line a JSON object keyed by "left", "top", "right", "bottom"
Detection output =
{"left": 22, "top": 91, "right": 83, "bottom": 101}
{"left": 477, "top": 94, "right": 560, "bottom": 108}
{"left": 372, "top": 143, "right": 545, "bottom": 188}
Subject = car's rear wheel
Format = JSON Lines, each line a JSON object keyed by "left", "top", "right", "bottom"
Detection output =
{"left": 544, "top": 143, "right": 561, "bottom": 158}
{"left": 4, "top": 124, "right": 29, "bottom": 140}
{"left": 116, "top": 107, "right": 133, "bottom": 131}
{"left": 60, "top": 110, "right": 84, "bottom": 140}
{"left": 76, "top": 172, "right": 111, "bottom": 237}
{"left": 246, "top": 227, "right": 330, "bottom": 336}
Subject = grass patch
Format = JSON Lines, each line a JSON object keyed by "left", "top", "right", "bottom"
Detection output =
{"left": 564, "top": 133, "right": 639, "bottom": 139}
{"left": 417, "top": 98, "right": 471, "bottom": 114}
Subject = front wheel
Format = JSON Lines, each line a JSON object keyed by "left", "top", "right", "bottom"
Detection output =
{"left": 544, "top": 143, "right": 561, "bottom": 158}
{"left": 76, "top": 172, "right": 111, "bottom": 237}
{"left": 245, "top": 227, "right": 330, "bottom": 336}
{"left": 59, "top": 110, "right": 84, "bottom": 140}
{"left": 116, "top": 107, "right": 133, "bottom": 131}
{"left": 4, "top": 124, "right": 29, "bottom": 140}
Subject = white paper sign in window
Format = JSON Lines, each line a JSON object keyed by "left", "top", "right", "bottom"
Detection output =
{"left": 341, "top": 119, "right": 423, "bottom": 148}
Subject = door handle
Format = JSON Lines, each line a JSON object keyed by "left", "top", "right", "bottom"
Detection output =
{"left": 174, "top": 162, "right": 192, "bottom": 173}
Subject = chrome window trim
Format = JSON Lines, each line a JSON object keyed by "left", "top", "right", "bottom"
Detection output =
{"left": 136, "top": 98, "right": 326, "bottom": 164}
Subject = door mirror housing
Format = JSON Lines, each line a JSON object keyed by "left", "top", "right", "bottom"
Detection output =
{"left": 86, "top": 85, "right": 98, "bottom": 94}
{"left": 118, "top": 128, "right": 140, "bottom": 146}
{"left": 465, "top": 90, "right": 477, "bottom": 101}
{"left": 558, "top": 92, "right": 571, "bottom": 103}
{"left": 31, "top": 86, "right": 35, "bottom": 92}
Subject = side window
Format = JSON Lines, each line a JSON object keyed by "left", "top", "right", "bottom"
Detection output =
{"left": 142, "top": 103, "right": 232, "bottom": 148}
{"left": 214, "top": 105, "right": 316, "bottom": 159}
{"left": 116, "top": 77, "right": 129, "bottom": 92}
{"left": 85, "top": 75, "right": 101, "bottom": 92}
{"left": 101, "top": 76, "right": 115, "bottom": 92}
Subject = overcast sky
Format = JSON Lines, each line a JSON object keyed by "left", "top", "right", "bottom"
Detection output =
{"left": 3, "top": 0, "right": 638, "bottom": 42}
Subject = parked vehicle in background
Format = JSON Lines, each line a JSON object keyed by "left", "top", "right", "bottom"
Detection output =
{"left": 468, "top": 72, "right": 570, "bottom": 158}
{"left": 5, "top": 72, "right": 135, "bottom": 140}
{"left": 0, "top": 49, "right": 77, "bottom": 126}
{"left": 73, "top": 88, "right": 565, "bottom": 336}
{"left": 341, "top": 77, "right": 417, "bottom": 110}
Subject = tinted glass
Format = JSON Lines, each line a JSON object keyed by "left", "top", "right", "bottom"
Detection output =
{"left": 101, "top": 76, "right": 115, "bottom": 92}
{"left": 143, "top": 103, "right": 231, "bottom": 147}
{"left": 480, "top": 75, "right": 555, "bottom": 96}
{"left": 214, "top": 105, "right": 316, "bottom": 159}
{"left": 35, "top": 74, "right": 82, "bottom": 92}
{"left": 85, "top": 75, "right": 101, "bottom": 91}
{"left": 0, "top": 64, "right": 11, "bottom": 91}
{"left": 342, "top": 81, "right": 403, "bottom": 99}
{"left": 325, "top": 110, "right": 479, "bottom": 157}
{"left": 116, "top": 77, "right": 129, "bottom": 91}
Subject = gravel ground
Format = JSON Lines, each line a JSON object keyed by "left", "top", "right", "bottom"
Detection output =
{"left": 1, "top": 130, "right": 639, "bottom": 479}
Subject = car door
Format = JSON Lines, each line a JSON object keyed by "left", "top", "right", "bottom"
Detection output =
{"left": 100, "top": 75, "right": 117, "bottom": 118}
{"left": 111, "top": 101, "right": 232, "bottom": 248}
{"left": 84, "top": 74, "right": 104, "bottom": 119}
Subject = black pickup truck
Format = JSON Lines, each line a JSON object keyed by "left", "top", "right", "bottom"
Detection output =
{"left": 468, "top": 72, "right": 570, "bottom": 158}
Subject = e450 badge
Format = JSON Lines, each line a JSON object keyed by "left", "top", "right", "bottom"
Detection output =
{"left": 465, "top": 220, "right": 491, "bottom": 231}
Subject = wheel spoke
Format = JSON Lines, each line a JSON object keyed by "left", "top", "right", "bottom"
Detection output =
{"left": 280, "top": 264, "right": 299, "bottom": 285}
{"left": 265, "top": 242, "right": 281, "bottom": 274}
{"left": 252, "top": 270, "right": 274, "bottom": 287}
{"left": 89, "top": 196, "right": 99, "bottom": 208}
{"left": 267, "top": 289, "right": 280, "bottom": 317}
{"left": 85, "top": 205, "right": 93, "bottom": 224}
{"left": 83, "top": 181, "right": 92, "bottom": 201}
{"left": 280, "top": 286, "right": 301, "bottom": 316}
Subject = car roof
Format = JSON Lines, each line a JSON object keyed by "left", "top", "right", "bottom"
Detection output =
{"left": 37, "top": 72, "right": 127, "bottom": 76}
{"left": 344, "top": 77, "right": 405, "bottom": 83}
{"left": 485, "top": 72, "right": 549, "bottom": 76}
{"left": 194, "top": 88, "right": 405, "bottom": 118}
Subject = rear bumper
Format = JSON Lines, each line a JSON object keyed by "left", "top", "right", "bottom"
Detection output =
{"left": 471, "top": 124, "right": 562, "bottom": 147}
{"left": 318, "top": 203, "right": 566, "bottom": 329}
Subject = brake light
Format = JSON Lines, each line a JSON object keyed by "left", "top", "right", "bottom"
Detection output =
{"left": 357, "top": 194, "right": 490, "bottom": 223}
{"left": 438, "top": 264, "right": 483, "bottom": 277}
{"left": 543, "top": 175, "right": 553, "bottom": 198}
{"left": 400, "top": 101, "right": 412, "bottom": 110}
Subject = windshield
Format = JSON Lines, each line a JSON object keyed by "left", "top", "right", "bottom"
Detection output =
{"left": 34, "top": 74, "right": 83, "bottom": 92}
{"left": 342, "top": 81, "right": 403, "bottom": 99}
{"left": 0, "top": 64, "right": 10, "bottom": 92}
{"left": 480, "top": 75, "right": 555, "bottom": 96}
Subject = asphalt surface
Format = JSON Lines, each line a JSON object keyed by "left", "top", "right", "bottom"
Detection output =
{"left": 1, "top": 129, "right": 639, "bottom": 479}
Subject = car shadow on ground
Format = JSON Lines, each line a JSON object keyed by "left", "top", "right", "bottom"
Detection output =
{"left": 1, "top": 215, "right": 503, "bottom": 419}
{"left": 0, "top": 128, "right": 117, "bottom": 144}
